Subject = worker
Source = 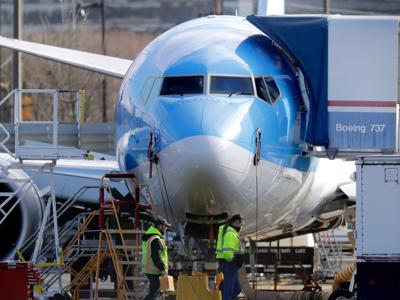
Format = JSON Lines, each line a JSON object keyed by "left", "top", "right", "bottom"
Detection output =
{"left": 142, "top": 216, "right": 172, "bottom": 300}
{"left": 216, "top": 214, "right": 245, "bottom": 300}
{"left": 83, "top": 150, "right": 94, "bottom": 160}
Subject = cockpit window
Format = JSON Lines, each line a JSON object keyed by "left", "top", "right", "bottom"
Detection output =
{"left": 255, "top": 78, "right": 270, "bottom": 103}
{"left": 160, "top": 76, "right": 204, "bottom": 95}
{"left": 265, "top": 77, "right": 280, "bottom": 102}
{"left": 255, "top": 76, "right": 280, "bottom": 104}
{"left": 210, "top": 76, "right": 254, "bottom": 96}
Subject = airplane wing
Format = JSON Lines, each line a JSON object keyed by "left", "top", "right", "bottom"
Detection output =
{"left": 0, "top": 35, "right": 134, "bottom": 200}
{"left": 307, "top": 159, "right": 356, "bottom": 224}
{"left": 338, "top": 182, "right": 356, "bottom": 202}
{"left": 0, "top": 36, "right": 132, "bottom": 78}
{"left": 30, "top": 158, "right": 129, "bottom": 203}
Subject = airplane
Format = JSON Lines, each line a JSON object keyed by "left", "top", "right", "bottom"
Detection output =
{"left": 0, "top": 3, "right": 356, "bottom": 261}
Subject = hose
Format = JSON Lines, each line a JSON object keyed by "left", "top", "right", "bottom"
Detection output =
{"left": 238, "top": 267, "right": 331, "bottom": 300}
{"left": 332, "top": 263, "right": 356, "bottom": 292}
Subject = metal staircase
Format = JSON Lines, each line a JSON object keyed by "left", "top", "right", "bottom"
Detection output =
{"left": 313, "top": 226, "right": 355, "bottom": 279}
{"left": 0, "top": 89, "right": 86, "bottom": 294}
{"left": 30, "top": 202, "right": 149, "bottom": 300}
{"left": 35, "top": 210, "right": 98, "bottom": 291}
{"left": 19, "top": 185, "right": 101, "bottom": 257}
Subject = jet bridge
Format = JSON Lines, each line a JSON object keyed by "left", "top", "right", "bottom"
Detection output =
{"left": 248, "top": 16, "right": 400, "bottom": 299}
{"left": 247, "top": 15, "right": 400, "bottom": 158}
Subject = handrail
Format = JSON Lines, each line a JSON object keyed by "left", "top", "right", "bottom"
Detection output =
{"left": 0, "top": 163, "right": 52, "bottom": 226}
{"left": 35, "top": 211, "right": 97, "bottom": 285}
{"left": 20, "top": 185, "right": 100, "bottom": 253}
{"left": 0, "top": 123, "right": 14, "bottom": 157}
{"left": 0, "top": 88, "right": 18, "bottom": 107}
{"left": 35, "top": 211, "right": 96, "bottom": 263}
{"left": 0, "top": 88, "right": 83, "bottom": 160}
{"left": 0, "top": 90, "right": 16, "bottom": 157}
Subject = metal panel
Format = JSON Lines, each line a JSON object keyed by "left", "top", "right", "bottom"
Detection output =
{"left": 357, "top": 157, "right": 400, "bottom": 257}
{"left": 0, "top": 123, "right": 115, "bottom": 155}
{"left": 328, "top": 17, "right": 399, "bottom": 151}
{"left": 79, "top": 123, "right": 115, "bottom": 155}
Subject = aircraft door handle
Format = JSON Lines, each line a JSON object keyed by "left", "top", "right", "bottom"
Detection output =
{"left": 253, "top": 128, "right": 262, "bottom": 166}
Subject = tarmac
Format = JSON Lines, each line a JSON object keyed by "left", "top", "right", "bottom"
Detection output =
{"left": 40, "top": 273, "right": 334, "bottom": 300}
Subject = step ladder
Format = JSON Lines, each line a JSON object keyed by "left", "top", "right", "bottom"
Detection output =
{"left": 59, "top": 209, "right": 148, "bottom": 300}
{"left": 98, "top": 201, "right": 134, "bottom": 300}
{"left": 95, "top": 175, "right": 150, "bottom": 300}
{"left": 68, "top": 251, "right": 108, "bottom": 299}
{"left": 56, "top": 174, "right": 153, "bottom": 300}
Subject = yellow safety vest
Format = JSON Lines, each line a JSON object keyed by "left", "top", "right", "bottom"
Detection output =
{"left": 215, "top": 225, "right": 243, "bottom": 261}
{"left": 141, "top": 226, "right": 168, "bottom": 275}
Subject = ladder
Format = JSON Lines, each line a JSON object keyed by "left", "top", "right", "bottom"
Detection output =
{"left": 95, "top": 175, "right": 150, "bottom": 300}
{"left": 313, "top": 226, "right": 355, "bottom": 279}
{"left": 57, "top": 207, "right": 147, "bottom": 300}
{"left": 57, "top": 175, "right": 153, "bottom": 300}
{"left": 96, "top": 200, "right": 134, "bottom": 300}
{"left": 67, "top": 251, "right": 108, "bottom": 300}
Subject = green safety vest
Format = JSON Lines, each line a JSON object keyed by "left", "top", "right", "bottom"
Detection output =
{"left": 215, "top": 225, "right": 244, "bottom": 261}
{"left": 141, "top": 226, "right": 168, "bottom": 275}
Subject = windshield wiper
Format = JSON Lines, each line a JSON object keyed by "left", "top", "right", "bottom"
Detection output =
{"left": 229, "top": 92, "right": 245, "bottom": 97}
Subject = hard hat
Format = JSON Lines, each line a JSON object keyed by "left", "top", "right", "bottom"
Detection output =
{"left": 230, "top": 214, "right": 245, "bottom": 223}
{"left": 154, "top": 216, "right": 173, "bottom": 228}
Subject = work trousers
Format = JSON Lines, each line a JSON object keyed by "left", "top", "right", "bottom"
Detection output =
{"left": 143, "top": 273, "right": 161, "bottom": 300}
{"left": 219, "top": 260, "right": 242, "bottom": 300}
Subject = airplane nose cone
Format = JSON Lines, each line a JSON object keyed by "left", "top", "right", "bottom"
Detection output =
{"left": 154, "top": 97, "right": 256, "bottom": 217}
{"left": 157, "top": 135, "right": 253, "bottom": 217}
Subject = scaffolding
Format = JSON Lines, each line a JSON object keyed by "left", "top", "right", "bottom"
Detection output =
{"left": 0, "top": 89, "right": 155, "bottom": 299}
{"left": 0, "top": 89, "right": 84, "bottom": 294}
{"left": 0, "top": 89, "right": 84, "bottom": 160}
